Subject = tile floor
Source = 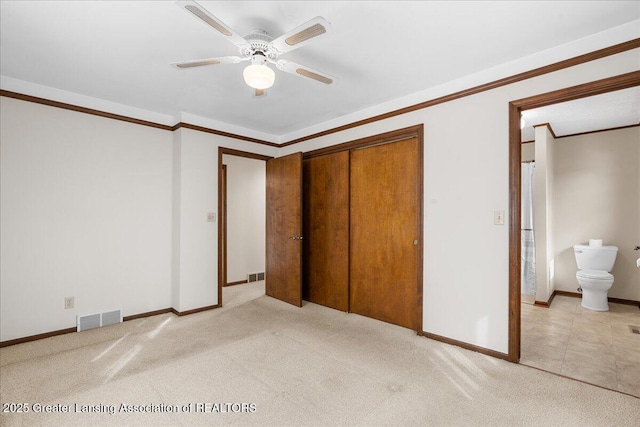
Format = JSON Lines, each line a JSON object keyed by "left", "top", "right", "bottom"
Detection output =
{"left": 521, "top": 295, "right": 640, "bottom": 397}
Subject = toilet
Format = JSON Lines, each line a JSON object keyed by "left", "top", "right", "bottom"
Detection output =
{"left": 573, "top": 241, "right": 618, "bottom": 311}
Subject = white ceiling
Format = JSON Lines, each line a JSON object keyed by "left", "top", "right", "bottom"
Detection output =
{"left": 521, "top": 87, "right": 640, "bottom": 141}
{"left": 1, "top": 1, "right": 639, "bottom": 142}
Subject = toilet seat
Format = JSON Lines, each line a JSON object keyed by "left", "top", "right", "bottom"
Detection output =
{"left": 577, "top": 269, "right": 612, "bottom": 280}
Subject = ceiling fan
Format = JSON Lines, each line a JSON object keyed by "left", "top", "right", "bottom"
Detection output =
{"left": 172, "top": 0, "right": 336, "bottom": 97}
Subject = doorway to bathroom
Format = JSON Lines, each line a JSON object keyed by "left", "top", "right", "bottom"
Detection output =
{"left": 508, "top": 71, "right": 640, "bottom": 395}
{"left": 507, "top": 70, "right": 640, "bottom": 361}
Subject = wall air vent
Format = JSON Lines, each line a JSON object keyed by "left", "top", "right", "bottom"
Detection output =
{"left": 101, "top": 310, "right": 122, "bottom": 327}
{"left": 77, "top": 309, "right": 123, "bottom": 332}
{"left": 77, "top": 313, "right": 101, "bottom": 332}
{"left": 247, "top": 272, "right": 265, "bottom": 283}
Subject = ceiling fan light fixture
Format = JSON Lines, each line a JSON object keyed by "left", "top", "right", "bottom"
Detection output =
{"left": 173, "top": 2, "right": 336, "bottom": 92}
{"left": 243, "top": 63, "right": 275, "bottom": 89}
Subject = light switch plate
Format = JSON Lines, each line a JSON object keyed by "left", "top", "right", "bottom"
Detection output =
{"left": 494, "top": 210, "right": 505, "bottom": 225}
{"left": 207, "top": 212, "right": 216, "bottom": 222}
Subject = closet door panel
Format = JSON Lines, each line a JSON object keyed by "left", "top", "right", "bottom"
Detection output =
{"left": 266, "top": 152, "right": 303, "bottom": 307}
{"left": 302, "top": 151, "right": 349, "bottom": 311}
{"left": 350, "top": 138, "right": 419, "bottom": 329}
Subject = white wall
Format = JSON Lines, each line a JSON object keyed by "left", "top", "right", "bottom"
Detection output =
{"left": 171, "top": 129, "right": 276, "bottom": 312}
{"left": 172, "top": 128, "right": 218, "bottom": 312}
{"left": 521, "top": 142, "right": 535, "bottom": 162}
{"left": 0, "top": 98, "right": 277, "bottom": 340}
{"left": 278, "top": 48, "right": 639, "bottom": 354}
{"left": 171, "top": 130, "right": 183, "bottom": 311}
{"left": 222, "top": 155, "right": 266, "bottom": 284}
{"left": 552, "top": 127, "right": 640, "bottom": 301}
{"left": 0, "top": 97, "right": 173, "bottom": 341}
{"left": 534, "top": 126, "right": 556, "bottom": 303}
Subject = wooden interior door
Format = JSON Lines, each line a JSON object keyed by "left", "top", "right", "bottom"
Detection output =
{"left": 302, "top": 152, "right": 350, "bottom": 311}
{"left": 266, "top": 152, "right": 303, "bottom": 307}
{"left": 350, "top": 138, "right": 419, "bottom": 329}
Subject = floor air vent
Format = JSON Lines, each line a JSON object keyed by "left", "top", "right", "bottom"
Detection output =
{"left": 247, "top": 272, "right": 265, "bottom": 283}
{"left": 629, "top": 325, "right": 640, "bottom": 335}
{"left": 77, "top": 309, "right": 123, "bottom": 332}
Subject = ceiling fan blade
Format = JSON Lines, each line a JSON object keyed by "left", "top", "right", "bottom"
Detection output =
{"left": 177, "top": 1, "right": 250, "bottom": 50}
{"left": 276, "top": 59, "right": 336, "bottom": 85}
{"left": 171, "top": 56, "right": 244, "bottom": 69}
{"left": 270, "top": 16, "right": 330, "bottom": 54}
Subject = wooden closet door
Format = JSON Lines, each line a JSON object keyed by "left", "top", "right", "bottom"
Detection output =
{"left": 302, "top": 152, "right": 349, "bottom": 311}
{"left": 350, "top": 138, "right": 419, "bottom": 330}
{"left": 266, "top": 152, "right": 303, "bottom": 307}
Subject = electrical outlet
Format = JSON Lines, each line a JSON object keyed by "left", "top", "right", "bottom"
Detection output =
{"left": 64, "top": 296, "right": 74, "bottom": 309}
{"left": 494, "top": 210, "right": 505, "bottom": 225}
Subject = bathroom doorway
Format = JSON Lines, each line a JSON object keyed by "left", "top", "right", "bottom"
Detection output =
{"left": 508, "top": 71, "right": 639, "bottom": 361}
{"left": 508, "top": 72, "right": 640, "bottom": 395}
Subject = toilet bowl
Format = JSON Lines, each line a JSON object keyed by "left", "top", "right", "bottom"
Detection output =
{"left": 576, "top": 269, "right": 614, "bottom": 311}
{"left": 574, "top": 243, "right": 618, "bottom": 312}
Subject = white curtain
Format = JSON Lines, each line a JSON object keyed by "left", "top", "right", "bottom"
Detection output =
{"left": 521, "top": 162, "right": 536, "bottom": 296}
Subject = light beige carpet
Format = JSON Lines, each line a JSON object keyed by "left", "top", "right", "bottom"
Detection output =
{"left": 1, "top": 282, "right": 638, "bottom": 427}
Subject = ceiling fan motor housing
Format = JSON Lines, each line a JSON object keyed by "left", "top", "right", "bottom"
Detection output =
{"left": 242, "top": 29, "right": 279, "bottom": 61}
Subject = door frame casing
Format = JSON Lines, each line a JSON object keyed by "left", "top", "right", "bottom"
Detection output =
{"left": 217, "top": 147, "right": 273, "bottom": 306}
{"left": 303, "top": 124, "right": 424, "bottom": 334}
{"left": 222, "top": 164, "right": 227, "bottom": 287}
{"left": 507, "top": 71, "right": 640, "bottom": 362}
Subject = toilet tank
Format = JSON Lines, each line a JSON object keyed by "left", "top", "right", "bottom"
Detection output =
{"left": 573, "top": 245, "right": 618, "bottom": 271}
